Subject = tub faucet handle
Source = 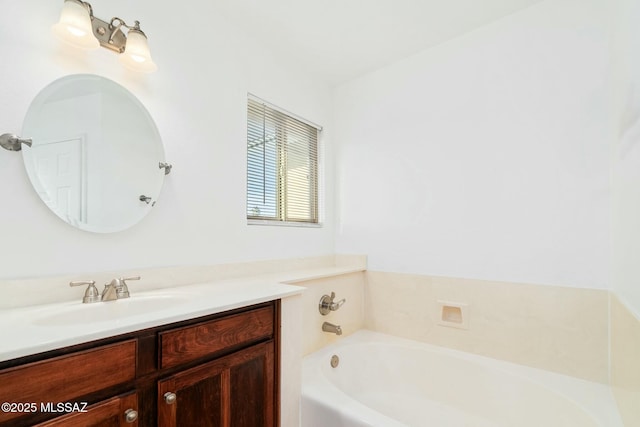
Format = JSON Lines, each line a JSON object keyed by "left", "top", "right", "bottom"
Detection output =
{"left": 319, "top": 292, "right": 346, "bottom": 315}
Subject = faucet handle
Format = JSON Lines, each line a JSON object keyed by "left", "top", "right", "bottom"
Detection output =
{"left": 117, "top": 276, "right": 140, "bottom": 299}
{"left": 319, "top": 292, "right": 347, "bottom": 315}
{"left": 70, "top": 280, "right": 100, "bottom": 304}
{"left": 70, "top": 280, "right": 95, "bottom": 287}
{"left": 332, "top": 297, "right": 346, "bottom": 310}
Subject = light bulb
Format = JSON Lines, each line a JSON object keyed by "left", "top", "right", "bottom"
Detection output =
{"left": 119, "top": 29, "right": 157, "bottom": 73}
{"left": 52, "top": 0, "right": 99, "bottom": 50}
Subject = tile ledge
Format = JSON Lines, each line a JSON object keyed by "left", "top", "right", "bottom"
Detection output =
{"left": 279, "top": 266, "right": 367, "bottom": 284}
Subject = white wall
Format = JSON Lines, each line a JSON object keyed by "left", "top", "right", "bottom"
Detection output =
{"left": 334, "top": 0, "right": 611, "bottom": 289}
{"left": 611, "top": 0, "right": 640, "bottom": 316}
{"left": 0, "top": 0, "right": 334, "bottom": 279}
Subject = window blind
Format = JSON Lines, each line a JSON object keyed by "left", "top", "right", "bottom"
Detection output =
{"left": 247, "top": 98, "right": 319, "bottom": 224}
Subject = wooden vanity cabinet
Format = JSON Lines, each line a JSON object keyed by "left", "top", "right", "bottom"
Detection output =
{"left": 156, "top": 305, "right": 276, "bottom": 427}
{"left": 158, "top": 341, "right": 274, "bottom": 427}
{"left": 0, "top": 301, "right": 279, "bottom": 427}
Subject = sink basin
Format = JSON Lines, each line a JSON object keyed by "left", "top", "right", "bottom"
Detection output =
{"left": 33, "top": 294, "right": 192, "bottom": 326}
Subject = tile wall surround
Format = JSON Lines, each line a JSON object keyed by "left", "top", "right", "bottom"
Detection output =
{"left": 364, "top": 271, "right": 609, "bottom": 383}
{"left": 611, "top": 295, "right": 640, "bottom": 426}
{"left": 297, "top": 269, "right": 621, "bottom": 388}
{"left": 0, "top": 254, "right": 367, "bottom": 309}
{"left": 297, "top": 272, "right": 366, "bottom": 356}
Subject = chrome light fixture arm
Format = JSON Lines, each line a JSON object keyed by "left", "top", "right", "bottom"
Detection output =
{"left": 104, "top": 18, "right": 144, "bottom": 52}
{"left": 91, "top": 16, "right": 134, "bottom": 53}
{"left": 78, "top": 0, "right": 93, "bottom": 18}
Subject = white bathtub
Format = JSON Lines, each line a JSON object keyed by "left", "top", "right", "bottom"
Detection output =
{"left": 301, "top": 330, "right": 623, "bottom": 427}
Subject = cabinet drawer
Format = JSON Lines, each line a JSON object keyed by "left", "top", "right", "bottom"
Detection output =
{"left": 0, "top": 340, "right": 136, "bottom": 424}
{"left": 160, "top": 305, "right": 274, "bottom": 369}
{"left": 35, "top": 392, "right": 138, "bottom": 427}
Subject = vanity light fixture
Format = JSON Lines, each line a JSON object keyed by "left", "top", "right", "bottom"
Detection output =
{"left": 52, "top": 0, "right": 157, "bottom": 73}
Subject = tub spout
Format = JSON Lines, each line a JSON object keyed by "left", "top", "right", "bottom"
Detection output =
{"left": 322, "top": 322, "right": 342, "bottom": 335}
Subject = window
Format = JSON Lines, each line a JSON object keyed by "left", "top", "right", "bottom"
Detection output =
{"left": 247, "top": 97, "right": 320, "bottom": 225}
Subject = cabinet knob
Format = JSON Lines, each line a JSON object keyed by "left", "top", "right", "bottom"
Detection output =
{"left": 164, "top": 392, "right": 177, "bottom": 405}
{"left": 124, "top": 408, "right": 138, "bottom": 423}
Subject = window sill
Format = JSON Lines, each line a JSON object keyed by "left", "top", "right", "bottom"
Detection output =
{"left": 247, "top": 219, "right": 323, "bottom": 228}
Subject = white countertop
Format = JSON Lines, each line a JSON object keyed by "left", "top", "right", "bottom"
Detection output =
{"left": 0, "top": 279, "right": 304, "bottom": 363}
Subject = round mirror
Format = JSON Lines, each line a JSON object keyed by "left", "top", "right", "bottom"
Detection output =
{"left": 22, "top": 74, "right": 166, "bottom": 233}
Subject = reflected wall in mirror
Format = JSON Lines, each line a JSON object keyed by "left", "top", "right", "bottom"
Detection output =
{"left": 22, "top": 74, "right": 166, "bottom": 233}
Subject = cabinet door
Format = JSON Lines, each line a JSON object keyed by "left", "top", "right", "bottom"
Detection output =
{"left": 35, "top": 393, "right": 138, "bottom": 427}
{"left": 158, "top": 341, "right": 275, "bottom": 427}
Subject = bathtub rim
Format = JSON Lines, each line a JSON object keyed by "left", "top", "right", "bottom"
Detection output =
{"left": 301, "top": 329, "right": 623, "bottom": 427}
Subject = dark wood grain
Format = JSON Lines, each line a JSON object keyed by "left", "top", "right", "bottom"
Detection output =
{"left": 0, "top": 340, "right": 136, "bottom": 423}
{"left": 35, "top": 392, "right": 138, "bottom": 427}
{"left": 159, "top": 306, "right": 274, "bottom": 369}
{"left": 273, "top": 299, "right": 281, "bottom": 427}
{"left": 157, "top": 341, "right": 274, "bottom": 427}
{"left": 1, "top": 301, "right": 279, "bottom": 427}
{"left": 137, "top": 333, "right": 157, "bottom": 376}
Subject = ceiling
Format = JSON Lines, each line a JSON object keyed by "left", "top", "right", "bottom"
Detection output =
{"left": 211, "top": 0, "right": 545, "bottom": 86}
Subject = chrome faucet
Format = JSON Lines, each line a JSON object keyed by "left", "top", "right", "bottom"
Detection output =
{"left": 71, "top": 276, "right": 140, "bottom": 303}
{"left": 101, "top": 276, "right": 140, "bottom": 301}
{"left": 101, "top": 279, "right": 121, "bottom": 301}
{"left": 322, "top": 322, "right": 342, "bottom": 335}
